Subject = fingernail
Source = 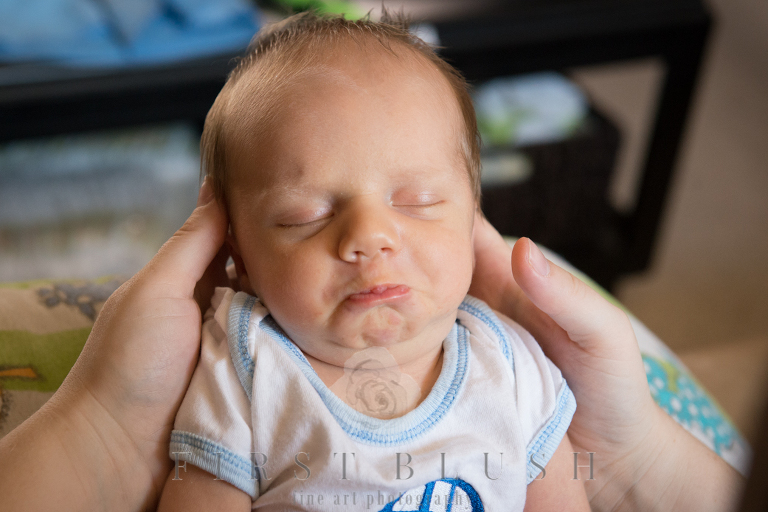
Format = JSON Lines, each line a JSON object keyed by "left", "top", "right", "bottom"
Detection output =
{"left": 527, "top": 239, "right": 550, "bottom": 277}
{"left": 197, "top": 178, "right": 214, "bottom": 206}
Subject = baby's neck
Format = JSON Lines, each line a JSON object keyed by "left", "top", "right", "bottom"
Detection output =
{"left": 304, "top": 344, "right": 444, "bottom": 420}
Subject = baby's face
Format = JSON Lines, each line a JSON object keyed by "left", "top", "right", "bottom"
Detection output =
{"left": 227, "top": 52, "right": 475, "bottom": 369}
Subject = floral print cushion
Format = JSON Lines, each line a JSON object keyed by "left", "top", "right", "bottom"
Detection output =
{"left": 0, "top": 278, "right": 123, "bottom": 437}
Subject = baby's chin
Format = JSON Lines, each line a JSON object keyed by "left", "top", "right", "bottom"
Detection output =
{"left": 349, "top": 307, "right": 410, "bottom": 347}
{"left": 332, "top": 306, "right": 456, "bottom": 356}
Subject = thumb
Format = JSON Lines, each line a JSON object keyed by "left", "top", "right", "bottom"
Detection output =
{"left": 510, "top": 237, "right": 632, "bottom": 358}
{"left": 139, "top": 178, "right": 228, "bottom": 300}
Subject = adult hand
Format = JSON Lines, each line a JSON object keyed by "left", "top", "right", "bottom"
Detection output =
{"left": 0, "top": 179, "right": 229, "bottom": 512}
{"left": 470, "top": 212, "right": 743, "bottom": 512}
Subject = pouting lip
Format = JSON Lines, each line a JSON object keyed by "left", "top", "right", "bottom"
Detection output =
{"left": 345, "top": 284, "right": 411, "bottom": 304}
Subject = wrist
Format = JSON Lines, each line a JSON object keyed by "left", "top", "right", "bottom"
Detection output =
{"left": 624, "top": 409, "right": 688, "bottom": 511}
{"left": 590, "top": 404, "right": 743, "bottom": 512}
{"left": 0, "top": 379, "right": 161, "bottom": 511}
{"left": 582, "top": 404, "right": 673, "bottom": 511}
{"left": 60, "top": 378, "right": 167, "bottom": 510}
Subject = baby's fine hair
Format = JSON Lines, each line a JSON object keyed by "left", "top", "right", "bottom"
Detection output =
{"left": 201, "top": 10, "right": 481, "bottom": 203}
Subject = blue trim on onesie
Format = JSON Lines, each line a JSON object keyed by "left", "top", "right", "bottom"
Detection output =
{"left": 524, "top": 383, "right": 577, "bottom": 483}
{"left": 458, "top": 296, "right": 514, "bottom": 373}
{"left": 170, "top": 430, "right": 258, "bottom": 499}
{"left": 226, "top": 294, "right": 563, "bottom": 458}
{"left": 259, "top": 315, "right": 470, "bottom": 446}
{"left": 227, "top": 293, "right": 257, "bottom": 401}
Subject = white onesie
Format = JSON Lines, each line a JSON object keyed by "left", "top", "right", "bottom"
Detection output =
{"left": 170, "top": 288, "right": 576, "bottom": 511}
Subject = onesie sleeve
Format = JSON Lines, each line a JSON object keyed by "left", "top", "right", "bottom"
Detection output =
{"left": 169, "top": 287, "right": 258, "bottom": 499}
{"left": 497, "top": 312, "right": 577, "bottom": 484}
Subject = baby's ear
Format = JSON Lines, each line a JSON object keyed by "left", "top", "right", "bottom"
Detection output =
{"left": 226, "top": 231, "right": 256, "bottom": 295}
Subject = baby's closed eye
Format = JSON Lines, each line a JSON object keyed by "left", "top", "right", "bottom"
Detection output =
{"left": 275, "top": 208, "right": 334, "bottom": 228}
{"left": 392, "top": 187, "right": 445, "bottom": 204}
{"left": 391, "top": 191, "right": 446, "bottom": 217}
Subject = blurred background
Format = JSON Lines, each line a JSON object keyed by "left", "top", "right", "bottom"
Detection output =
{"left": 0, "top": 0, "right": 766, "bottom": 444}
{"left": 568, "top": 0, "right": 768, "bottom": 446}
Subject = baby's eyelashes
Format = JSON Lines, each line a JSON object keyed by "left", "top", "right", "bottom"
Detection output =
{"left": 277, "top": 215, "right": 333, "bottom": 228}
{"left": 272, "top": 194, "right": 446, "bottom": 230}
{"left": 392, "top": 200, "right": 444, "bottom": 208}
{"left": 390, "top": 190, "right": 444, "bottom": 208}
{"left": 391, "top": 198, "right": 446, "bottom": 218}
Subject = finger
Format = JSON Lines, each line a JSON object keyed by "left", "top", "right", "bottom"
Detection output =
{"left": 141, "top": 178, "right": 229, "bottom": 300}
{"left": 510, "top": 238, "right": 631, "bottom": 355}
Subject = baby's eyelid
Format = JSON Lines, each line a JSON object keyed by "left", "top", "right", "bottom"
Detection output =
{"left": 277, "top": 212, "right": 334, "bottom": 227}
{"left": 392, "top": 199, "right": 444, "bottom": 207}
{"left": 391, "top": 191, "right": 443, "bottom": 205}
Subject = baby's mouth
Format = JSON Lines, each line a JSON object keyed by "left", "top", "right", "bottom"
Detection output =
{"left": 346, "top": 284, "right": 411, "bottom": 305}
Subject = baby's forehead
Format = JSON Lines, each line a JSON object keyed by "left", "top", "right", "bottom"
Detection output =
{"left": 225, "top": 55, "right": 465, "bottom": 178}
{"left": 216, "top": 36, "right": 477, "bottom": 213}
{"left": 226, "top": 40, "right": 457, "bottom": 129}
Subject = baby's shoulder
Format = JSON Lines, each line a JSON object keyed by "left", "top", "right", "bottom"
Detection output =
{"left": 458, "top": 295, "right": 528, "bottom": 337}
{"left": 458, "top": 295, "right": 529, "bottom": 352}
{"left": 458, "top": 295, "right": 561, "bottom": 379}
{"left": 209, "top": 287, "right": 274, "bottom": 324}
{"left": 203, "top": 288, "right": 274, "bottom": 360}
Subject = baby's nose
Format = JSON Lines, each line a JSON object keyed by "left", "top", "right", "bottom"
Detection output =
{"left": 338, "top": 203, "right": 401, "bottom": 262}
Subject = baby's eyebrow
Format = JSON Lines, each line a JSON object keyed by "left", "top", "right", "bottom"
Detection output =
{"left": 271, "top": 184, "right": 326, "bottom": 198}
{"left": 258, "top": 185, "right": 328, "bottom": 210}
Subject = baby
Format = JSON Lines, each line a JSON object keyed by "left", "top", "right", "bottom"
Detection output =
{"left": 158, "top": 12, "right": 587, "bottom": 511}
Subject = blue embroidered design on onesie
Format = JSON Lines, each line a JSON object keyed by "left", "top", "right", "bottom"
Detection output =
{"left": 378, "top": 478, "right": 484, "bottom": 511}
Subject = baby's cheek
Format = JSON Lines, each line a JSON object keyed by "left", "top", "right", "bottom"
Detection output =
{"left": 427, "top": 238, "right": 473, "bottom": 307}
{"left": 452, "top": 242, "right": 475, "bottom": 296}
{"left": 268, "top": 256, "right": 326, "bottom": 310}
{"left": 448, "top": 262, "right": 474, "bottom": 305}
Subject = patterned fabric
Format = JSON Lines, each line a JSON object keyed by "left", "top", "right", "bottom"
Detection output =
{"left": 0, "top": 278, "right": 123, "bottom": 437}
{"left": 644, "top": 355, "right": 738, "bottom": 456}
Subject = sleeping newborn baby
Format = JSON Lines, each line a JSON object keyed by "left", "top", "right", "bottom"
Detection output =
{"left": 158, "top": 12, "right": 587, "bottom": 512}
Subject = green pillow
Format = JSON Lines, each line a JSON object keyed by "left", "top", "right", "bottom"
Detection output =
{"left": 0, "top": 277, "right": 123, "bottom": 437}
